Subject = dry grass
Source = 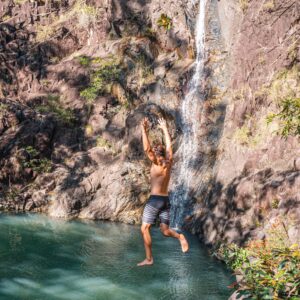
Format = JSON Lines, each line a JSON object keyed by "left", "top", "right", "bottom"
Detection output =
{"left": 239, "top": 0, "right": 249, "bottom": 13}
{"left": 262, "top": 0, "right": 275, "bottom": 11}
{"left": 35, "top": 0, "right": 99, "bottom": 43}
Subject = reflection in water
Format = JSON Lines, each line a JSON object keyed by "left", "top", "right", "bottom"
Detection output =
{"left": 0, "top": 214, "right": 233, "bottom": 300}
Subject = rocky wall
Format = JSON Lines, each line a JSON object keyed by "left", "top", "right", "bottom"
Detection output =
{"left": 0, "top": 0, "right": 196, "bottom": 223}
{"left": 191, "top": 0, "right": 300, "bottom": 246}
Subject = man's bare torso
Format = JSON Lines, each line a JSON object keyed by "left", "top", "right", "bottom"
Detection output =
{"left": 150, "top": 161, "right": 172, "bottom": 196}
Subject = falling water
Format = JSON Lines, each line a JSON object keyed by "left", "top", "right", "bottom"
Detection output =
{"left": 171, "top": 0, "right": 208, "bottom": 231}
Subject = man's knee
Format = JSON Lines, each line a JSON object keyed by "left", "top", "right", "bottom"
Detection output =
{"left": 160, "top": 224, "right": 169, "bottom": 236}
{"left": 141, "top": 223, "right": 151, "bottom": 234}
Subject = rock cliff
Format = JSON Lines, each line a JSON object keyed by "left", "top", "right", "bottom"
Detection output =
{"left": 190, "top": 0, "right": 300, "bottom": 247}
{"left": 0, "top": 0, "right": 299, "bottom": 247}
{"left": 0, "top": 0, "right": 196, "bottom": 223}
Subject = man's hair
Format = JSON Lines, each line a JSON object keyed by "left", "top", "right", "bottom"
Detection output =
{"left": 152, "top": 143, "right": 165, "bottom": 157}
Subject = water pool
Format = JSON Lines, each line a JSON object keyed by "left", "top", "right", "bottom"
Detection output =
{"left": 0, "top": 213, "right": 233, "bottom": 300}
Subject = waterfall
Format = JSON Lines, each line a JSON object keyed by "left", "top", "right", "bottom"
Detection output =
{"left": 170, "top": 0, "right": 208, "bottom": 231}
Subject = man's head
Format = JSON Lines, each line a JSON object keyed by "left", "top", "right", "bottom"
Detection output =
{"left": 152, "top": 143, "right": 165, "bottom": 160}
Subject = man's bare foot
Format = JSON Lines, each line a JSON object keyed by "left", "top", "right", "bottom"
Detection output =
{"left": 137, "top": 258, "right": 153, "bottom": 267}
{"left": 179, "top": 234, "right": 189, "bottom": 253}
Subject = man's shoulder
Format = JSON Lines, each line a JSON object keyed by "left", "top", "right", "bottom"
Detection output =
{"left": 163, "top": 159, "right": 173, "bottom": 168}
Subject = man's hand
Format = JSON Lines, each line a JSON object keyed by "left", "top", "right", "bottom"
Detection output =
{"left": 158, "top": 118, "right": 172, "bottom": 161}
{"left": 158, "top": 118, "right": 167, "bottom": 131}
{"left": 141, "top": 117, "right": 150, "bottom": 132}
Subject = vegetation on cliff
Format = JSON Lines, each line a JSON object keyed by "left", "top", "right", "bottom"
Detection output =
{"left": 267, "top": 97, "right": 300, "bottom": 137}
{"left": 79, "top": 56, "right": 123, "bottom": 104}
{"left": 217, "top": 217, "right": 300, "bottom": 299}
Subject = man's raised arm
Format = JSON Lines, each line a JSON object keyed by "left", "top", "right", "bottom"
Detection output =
{"left": 141, "top": 118, "right": 155, "bottom": 161}
{"left": 158, "top": 118, "right": 173, "bottom": 161}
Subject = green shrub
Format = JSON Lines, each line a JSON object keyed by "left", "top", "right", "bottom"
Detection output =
{"left": 80, "top": 87, "right": 99, "bottom": 103}
{"left": 266, "top": 98, "right": 300, "bottom": 137}
{"left": 133, "top": 53, "right": 154, "bottom": 87}
{"left": 96, "top": 136, "right": 112, "bottom": 149}
{"left": 21, "top": 146, "right": 52, "bottom": 174}
{"left": 217, "top": 219, "right": 300, "bottom": 299}
{"left": 80, "top": 57, "right": 122, "bottom": 103}
{"left": 36, "top": 94, "right": 75, "bottom": 125}
{"left": 96, "top": 136, "right": 118, "bottom": 154}
{"left": 0, "top": 103, "right": 8, "bottom": 116}
{"left": 77, "top": 56, "right": 91, "bottom": 67}
{"left": 157, "top": 14, "right": 172, "bottom": 31}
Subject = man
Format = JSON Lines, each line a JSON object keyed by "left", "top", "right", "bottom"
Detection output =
{"left": 137, "top": 117, "right": 189, "bottom": 267}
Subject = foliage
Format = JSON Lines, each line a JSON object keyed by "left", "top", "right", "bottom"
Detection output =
{"left": 34, "top": 0, "right": 99, "bottom": 43}
{"left": 217, "top": 219, "right": 300, "bottom": 299}
{"left": 256, "top": 66, "right": 300, "bottom": 138}
{"left": 262, "top": 0, "right": 275, "bottom": 11}
{"left": 96, "top": 136, "right": 116, "bottom": 154}
{"left": 142, "top": 27, "right": 157, "bottom": 41}
{"left": 14, "top": 0, "right": 27, "bottom": 4}
{"left": 36, "top": 94, "right": 75, "bottom": 126}
{"left": 131, "top": 53, "right": 155, "bottom": 88}
{"left": 239, "top": 0, "right": 249, "bottom": 13}
{"left": 288, "top": 39, "right": 299, "bottom": 65}
{"left": 80, "top": 57, "right": 122, "bottom": 103}
{"left": 80, "top": 87, "right": 98, "bottom": 103}
{"left": 50, "top": 56, "right": 60, "bottom": 64}
{"left": 0, "top": 103, "right": 8, "bottom": 116}
{"left": 5, "top": 187, "right": 20, "bottom": 201}
{"left": 157, "top": 14, "right": 172, "bottom": 31}
{"left": 266, "top": 98, "right": 300, "bottom": 137}
{"left": 21, "top": 146, "right": 52, "bottom": 174}
{"left": 77, "top": 3, "right": 98, "bottom": 28}
{"left": 135, "top": 53, "right": 153, "bottom": 78}
{"left": 271, "top": 199, "right": 279, "bottom": 209}
{"left": 35, "top": 24, "right": 56, "bottom": 43}
{"left": 234, "top": 125, "right": 251, "bottom": 145}
{"left": 85, "top": 124, "right": 93, "bottom": 136}
{"left": 234, "top": 121, "right": 265, "bottom": 148}
{"left": 268, "top": 66, "right": 299, "bottom": 102}
{"left": 122, "top": 100, "right": 130, "bottom": 110}
{"left": 77, "top": 56, "right": 91, "bottom": 67}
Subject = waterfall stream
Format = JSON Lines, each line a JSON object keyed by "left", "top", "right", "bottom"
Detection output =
{"left": 171, "top": 0, "right": 208, "bottom": 231}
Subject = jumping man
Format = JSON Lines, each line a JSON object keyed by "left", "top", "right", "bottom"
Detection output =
{"left": 137, "top": 117, "right": 189, "bottom": 267}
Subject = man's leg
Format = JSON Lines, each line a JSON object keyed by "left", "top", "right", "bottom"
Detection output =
{"left": 160, "top": 223, "right": 189, "bottom": 253}
{"left": 137, "top": 223, "right": 154, "bottom": 266}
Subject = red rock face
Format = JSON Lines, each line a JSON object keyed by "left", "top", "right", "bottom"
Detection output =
{"left": 190, "top": 0, "right": 300, "bottom": 245}
{"left": 231, "top": 0, "right": 300, "bottom": 90}
{"left": 0, "top": 0, "right": 194, "bottom": 222}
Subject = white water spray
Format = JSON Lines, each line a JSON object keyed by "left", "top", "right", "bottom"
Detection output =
{"left": 171, "top": 0, "right": 208, "bottom": 231}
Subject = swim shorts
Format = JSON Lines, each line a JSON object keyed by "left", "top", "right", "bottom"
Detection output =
{"left": 142, "top": 195, "right": 170, "bottom": 225}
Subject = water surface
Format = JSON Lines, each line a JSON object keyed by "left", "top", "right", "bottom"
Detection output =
{"left": 0, "top": 213, "right": 233, "bottom": 300}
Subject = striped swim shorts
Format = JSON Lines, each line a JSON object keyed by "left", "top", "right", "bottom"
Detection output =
{"left": 142, "top": 195, "right": 170, "bottom": 225}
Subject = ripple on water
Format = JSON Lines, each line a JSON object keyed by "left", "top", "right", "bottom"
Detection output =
{"left": 0, "top": 214, "right": 233, "bottom": 300}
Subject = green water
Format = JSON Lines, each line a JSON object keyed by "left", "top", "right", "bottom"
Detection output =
{"left": 0, "top": 213, "right": 233, "bottom": 300}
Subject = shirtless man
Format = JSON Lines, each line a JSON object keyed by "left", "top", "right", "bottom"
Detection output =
{"left": 137, "top": 117, "right": 189, "bottom": 267}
